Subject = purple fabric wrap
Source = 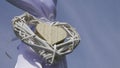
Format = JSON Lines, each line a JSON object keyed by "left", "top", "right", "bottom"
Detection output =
{"left": 7, "top": 0, "right": 56, "bottom": 20}
{"left": 7, "top": 0, "right": 67, "bottom": 68}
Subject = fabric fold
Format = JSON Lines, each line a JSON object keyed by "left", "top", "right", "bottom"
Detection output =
{"left": 7, "top": 0, "right": 56, "bottom": 20}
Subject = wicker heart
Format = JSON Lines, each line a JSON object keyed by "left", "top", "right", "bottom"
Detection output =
{"left": 35, "top": 23, "right": 67, "bottom": 45}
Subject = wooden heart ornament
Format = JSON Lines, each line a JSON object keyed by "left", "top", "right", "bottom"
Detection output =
{"left": 35, "top": 23, "right": 67, "bottom": 45}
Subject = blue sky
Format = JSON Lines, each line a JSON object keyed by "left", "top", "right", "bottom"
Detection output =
{"left": 0, "top": 0, "right": 120, "bottom": 68}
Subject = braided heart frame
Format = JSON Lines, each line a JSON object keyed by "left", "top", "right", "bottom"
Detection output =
{"left": 12, "top": 12, "right": 80, "bottom": 64}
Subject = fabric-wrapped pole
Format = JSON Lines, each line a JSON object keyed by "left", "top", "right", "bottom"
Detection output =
{"left": 7, "top": 0, "right": 67, "bottom": 68}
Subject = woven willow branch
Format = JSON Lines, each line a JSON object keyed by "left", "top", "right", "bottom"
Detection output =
{"left": 12, "top": 12, "right": 80, "bottom": 64}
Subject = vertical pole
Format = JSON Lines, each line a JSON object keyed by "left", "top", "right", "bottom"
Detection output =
{"left": 7, "top": 0, "right": 68, "bottom": 68}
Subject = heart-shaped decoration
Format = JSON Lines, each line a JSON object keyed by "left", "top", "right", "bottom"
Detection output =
{"left": 35, "top": 23, "right": 67, "bottom": 45}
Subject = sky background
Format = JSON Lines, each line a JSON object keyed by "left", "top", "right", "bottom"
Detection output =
{"left": 0, "top": 0, "right": 120, "bottom": 68}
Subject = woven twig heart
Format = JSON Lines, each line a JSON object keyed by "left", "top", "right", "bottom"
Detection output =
{"left": 35, "top": 23, "right": 67, "bottom": 45}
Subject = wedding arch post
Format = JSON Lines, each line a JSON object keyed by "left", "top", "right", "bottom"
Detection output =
{"left": 7, "top": 0, "right": 80, "bottom": 68}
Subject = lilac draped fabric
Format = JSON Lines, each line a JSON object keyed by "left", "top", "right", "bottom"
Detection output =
{"left": 7, "top": 0, "right": 67, "bottom": 68}
{"left": 7, "top": 0, "right": 56, "bottom": 20}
